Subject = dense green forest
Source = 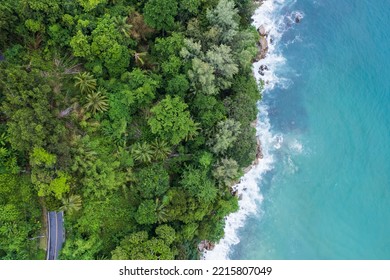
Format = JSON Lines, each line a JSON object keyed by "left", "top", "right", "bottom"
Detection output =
{"left": 0, "top": 0, "right": 261, "bottom": 259}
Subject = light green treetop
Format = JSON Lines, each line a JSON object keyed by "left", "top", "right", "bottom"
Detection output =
{"left": 148, "top": 95, "right": 198, "bottom": 145}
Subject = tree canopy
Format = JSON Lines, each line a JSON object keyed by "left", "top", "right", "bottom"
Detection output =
{"left": 0, "top": 0, "right": 261, "bottom": 260}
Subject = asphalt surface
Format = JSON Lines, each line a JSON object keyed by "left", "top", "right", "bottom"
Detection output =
{"left": 46, "top": 211, "right": 64, "bottom": 260}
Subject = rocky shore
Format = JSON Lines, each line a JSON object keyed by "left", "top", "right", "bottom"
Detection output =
{"left": 256, "top": 24, "right": 269, "bottom": 61}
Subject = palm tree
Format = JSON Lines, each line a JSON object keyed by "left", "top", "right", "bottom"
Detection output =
{"left": 155, "top": 197, "right": 169, "bottom": 224}
{"left": 74, "top": 72, "right": 96, "bottom": 94}
{"left": 84, "top": 89, "right": 109, "bottom": 114}
{"left": 131, "top": 142, "right": 153, "bottom": 163}
{"left": 121, "top": 167, "right": 136, "bottom": 199}
{"left": 0, "top": 132, "right": 8, "bottom": 146}
{"left": 0, "top": 147, "right": 8, "bottom": 158}
{"left": 60, "top": 195, "right": 82, "bottom": 215}
{"left": 185, "top": 121, "right": 201, "bottom": 141}
{"left": 134, "top": 52, "right": 147, "bottom": 66}
{"left": 113, "top": 16, "right": 132, "bottom": 38}
{"left": 151, "top": 139, "right": 171, "bottom": 161}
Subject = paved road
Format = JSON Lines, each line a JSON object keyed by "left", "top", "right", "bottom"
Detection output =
{"left": 46, "top": 211, "right": 64, "bottom": 260}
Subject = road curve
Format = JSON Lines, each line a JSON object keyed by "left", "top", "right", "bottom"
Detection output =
{"left": 46, "top": 211, "right": 64, "bottom": 260}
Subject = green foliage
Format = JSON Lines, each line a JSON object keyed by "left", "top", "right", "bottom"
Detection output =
{"left": 234, "top": 0, "right": 258, "bottom": 26}
{"left": 1, "top": 68, "right": 66, "bottom": 154}
{"left": 30, "top": 147, "right": 71, "bottom": 199}
{"left": 111, "top": 231, "right": 174, "bottom": 260}
{"left": 166, "top": 74, "right": 190, "bottom": 97}
{"left": 84, "top": 90, "right": 109, "bottom": 114}
{"left": 77, "top": 0, "right": 108, "bottom": 12}
{"left": 208, "top": 119, "right": 241, "bottom": 155}
{"left": 155, "top": 224, "right": 175, "bottom": 245}
{"left": 151, "top": 139, "right": 171, "bottom": 161}
{"left": 0, "top": 0, "right": 261, "bottom": 260}
{"left": 188, "top": 58, "right": 217, "bottom": 95}
{"left": 131, "top": 142, "right": 153, "bottom": 163}
{"left": 227, "top": 126, "right": 257, "bottom": 167}
{"left": 134, "top": 164, "right": 170, "bottom": 199}
{"left": 153, "top": 33, "right": 184, "bottom": 58}
{"left": 70, "top": 31, "right": 91, "bottom": 58}
{"left": 179, "top": 0, "right": 202, "bottom": 15}
{"left": 121, "top": 68, "right": 160, "bottom": 108}
{"left": 71, "top": 137, "right": 126, "bottom": 199}
{"left": 47, "top": 172, "right": 71, "bottom": 200}
{"left": 25, "top": 19, "right": 44, "bottom": 33}
{"left": 148, "top": 96, "right": 197, "bottom": 145}
{"left": 0, "top": 174, "right": 41, "bottom": 260}
{"left": 206, "top": 0, "right": 239, "bottom": 44}
{"left": 61, "top": 235, "right": 103, "bottom": 260}
{"left": 144, "top": 0, "right": 178, "bottom": 31}
{"left": 113, "top": 16, "right": 132, "bottom": 38}
{"left": 30, "top": 147, "right": 57, "bottom": 168}
{"left": 212, "top": 158, "right": 240, "bottom": 188}
{"left": 74, "top": 72, "right": 97, "bottom": 94}
{"left": 198, "top": 151, "right": 213, "bottom": 168}
{"left": 205, "top": 44, "right": 238, "bottom": 90}
{"left": 226, "top": 74, "right": 260, "bottom": 125}
{"left": 60, "top": 195, "right": 83, "bottom": 215}
{"left": 135, "top": 200, "right": 158, "bottom": 225}
{"left": 191, "top": 94, "right": 226, "bottom": 128}
{"left": 180, "top": 166, "right": 217, "bottom": 204}
{"left": 90, "top": 15, "right": 131, "bottom": 77}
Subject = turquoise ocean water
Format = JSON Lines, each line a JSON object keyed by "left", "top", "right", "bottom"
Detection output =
{"left": 206, "top": 0, "right": 390, "bottom": 260}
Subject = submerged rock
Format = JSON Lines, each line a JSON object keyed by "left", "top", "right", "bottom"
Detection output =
{"left": 258, "top": 64, "right": 269, "bottom": 76}
{"left": 294, "top": 11, "right": 303, "bottom": 23}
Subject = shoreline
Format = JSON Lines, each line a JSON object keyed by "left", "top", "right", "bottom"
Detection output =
{"left": 200, "top": 0, "right": 270, "bottom": 259}
{"left": 202, "top": 0, "right": 305, "bottom": 259}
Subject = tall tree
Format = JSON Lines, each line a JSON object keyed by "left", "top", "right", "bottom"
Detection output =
{"left": 207, "top": 118, "right": 241, "bottom": 155}
{"left": 84, "top": 90, "right": 109, "bottom": 115}
{"left": 60, "top": 195, "right": 83, "bottom": 215}
{"left": 151, "top": 139, "right": 171, "bottom": 161}
{"left": 188, "top": 58, "right": 217, "bottom": 95}
{"left": 144, "top": 0, "right": 178, "bottom": 31}
{"left": 113, "top": 16, "right": 132, "bottom": 38}
{"left": 74, "top": 72, "right": 97, "bottom": 94}
{"left": 148, "top": 96, "right": 198, "bottom": 145}
{"left": 205, "top": 44, "right": 238, "bottom": 90}
{"left": 206, "top": 0, "right": 239, "bottom": 44}
{"left": 131, "top": 142, "right": 153, "bottom": 164}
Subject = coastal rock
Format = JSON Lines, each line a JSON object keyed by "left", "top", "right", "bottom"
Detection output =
{"left": 251, "top": 119, "right": 258, "bottom": 128}
{"left": 256, "top": 36, "right": 268, "bottom": 60}
{"left": 258, "top": 24, "right": 267, "bottom": 37}
{"left": 198, "top": 240, "right": 215, "bottom": 252}
{"left": 294, "top": 11, "right": 303, "bottom": 23}
{"left": 258, "top": 64, "right": 269, "bottom": 76}
{"left": 256, "top": 138, "right": 264, "bottom": 161}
